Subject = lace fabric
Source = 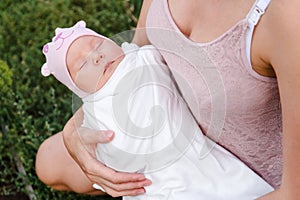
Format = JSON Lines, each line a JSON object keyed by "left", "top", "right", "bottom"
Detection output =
{"left": 146, "top": 0, "right": 283, "bottom": 188}
{"left": 203, "top": 21, "right": 282, "bottom": 188}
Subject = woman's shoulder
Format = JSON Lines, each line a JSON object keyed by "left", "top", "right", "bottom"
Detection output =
{"left": 266, "top": 0, "right": 300, "bottom": 41}
{"left": 266, "top": 0, "right": 300, "bottom": 30}
{"left": 257, "top": 0, "right": 300, "bottom": 70}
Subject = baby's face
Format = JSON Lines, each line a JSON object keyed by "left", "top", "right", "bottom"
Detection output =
{"left": 66, "top": 35, "right": 123, "bottom": 93}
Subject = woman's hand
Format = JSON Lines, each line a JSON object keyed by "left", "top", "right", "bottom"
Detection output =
{"left": 62, "top": 108, "right": 151, "bottom": 197}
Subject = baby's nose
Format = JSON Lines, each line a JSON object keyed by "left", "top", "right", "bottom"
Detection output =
{"left": 94, "top": 53, "right": 105, "bottom": 64}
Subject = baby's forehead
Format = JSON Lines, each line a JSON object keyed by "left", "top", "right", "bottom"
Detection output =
{"left": 68, "top": 35, "right": 104, "bottom": 54}
{"left": 73, "top": 35, "right": 105, "bottom": 46}
{"left": 67, "top": 35, "right": 104, "bottom": 56}
{"left": 66, "top": 36, "right": 104, "bottom": 71}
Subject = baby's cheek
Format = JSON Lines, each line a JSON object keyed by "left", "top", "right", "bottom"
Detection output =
{"left": 76, "top": 69, "right": 102, "bottom": 93}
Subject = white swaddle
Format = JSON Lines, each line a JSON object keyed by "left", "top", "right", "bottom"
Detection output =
{"left": 81, "top": 43, "right": 274, "bottom": 200}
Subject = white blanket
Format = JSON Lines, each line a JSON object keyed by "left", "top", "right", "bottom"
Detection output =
{"left": 81, "top": 43, "right": 273, "bottom": 200}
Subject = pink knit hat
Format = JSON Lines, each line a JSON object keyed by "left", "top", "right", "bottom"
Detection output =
{"left": 41, "top": 20, "right": 108, "bottom": 98}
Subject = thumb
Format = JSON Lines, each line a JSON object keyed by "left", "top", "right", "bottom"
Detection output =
{"left": 76, "top": 127, "right": 114, "bottom": 144}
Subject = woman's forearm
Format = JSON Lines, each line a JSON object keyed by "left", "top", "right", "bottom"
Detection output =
{"left": 131, "top": 0, "right": 152, "bottom": 46}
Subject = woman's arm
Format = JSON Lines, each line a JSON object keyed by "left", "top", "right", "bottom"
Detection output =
{"left": 258, "top": 0, "right": 300, "bottom": 199}
{"left": 131, "top": 0, "right": 152, "bottom": 46}
{"left": 61, "top": 107, "right": 151, "bottom": 197}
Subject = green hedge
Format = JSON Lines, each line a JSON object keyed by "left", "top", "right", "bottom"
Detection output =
{"left": 0, "top": 0, "right": 141, "bottom": 199}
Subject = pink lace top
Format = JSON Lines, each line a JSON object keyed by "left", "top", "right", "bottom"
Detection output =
{"left": 146, "top": 0, "right": 282, "bottom": 188}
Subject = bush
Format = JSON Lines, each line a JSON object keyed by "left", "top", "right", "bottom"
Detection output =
{"left": 0, "top": 60, "right": 17, "bottom": 196}
{"left": 0, "top": 0, "right": 141, "bottom": 199}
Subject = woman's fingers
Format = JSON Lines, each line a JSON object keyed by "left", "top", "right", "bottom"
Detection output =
{"left": 82, "top": 159, "right": 151, "bottom": 197}
{"left": 69, "top": 139, "right": 152, "bottom": 197}
{"left": 108, "top": 178, "right": 152, "bottom": 191}
{"left": 62, "top": 107, "right": 152, "bottom": 197}
{"left": 103, "top": 186, "right": 147, "bottom": 197}
{"left": 83, "top": 158, "right": 147, "bottom": 184}
{"left": 90, "top": 175, "right": 151, "bottom": 197}
{"left": 77, "top": 127, "right": 114, "bottom": 144}
{"left": 92, "top": 176, "right": 151, "bottom": 197}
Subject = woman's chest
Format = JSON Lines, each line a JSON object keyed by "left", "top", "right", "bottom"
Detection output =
{"left": 167, "top": 0, "right": 254, "bottom": 43}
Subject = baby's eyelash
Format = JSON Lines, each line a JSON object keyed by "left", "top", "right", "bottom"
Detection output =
{"left": 95, "top": 41, "right": 103, "bottom": 51}
{"left": 80, "top": 61, "right": 87, "bottom": 69}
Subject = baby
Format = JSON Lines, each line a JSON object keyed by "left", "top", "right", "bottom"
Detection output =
{"left": 41, "top": 21, "right": 273, "bottom": 200}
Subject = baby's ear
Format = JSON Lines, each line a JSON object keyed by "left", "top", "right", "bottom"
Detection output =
{"left": 41, "top": 63, "right": 51, "bottom": 77}
{"left": 55, "top": 27, "right": 63, "bottom": 35}
{"left": 54, "top": 21, "right": 86, "bottom": 35}
{"left": 75, "top": 20, "right": 86, "bottom": 28}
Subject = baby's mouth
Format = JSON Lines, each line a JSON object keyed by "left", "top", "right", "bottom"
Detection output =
{"left": 104, "top": 61, "right": 112, "bottom": 73}
{"left": 103, "top": 56, "right": 122, "bottom": 74}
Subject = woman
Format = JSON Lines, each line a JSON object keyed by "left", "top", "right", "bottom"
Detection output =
{"left": 36, "top": 0, "right": 300, "bottom": 199}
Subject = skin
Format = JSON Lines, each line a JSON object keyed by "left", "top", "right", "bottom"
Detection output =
{"left": 36, "top": 36, "right": 151, "bottom": 197}
{"left": 36, "top": 0, "right": 300, "bottom": 198}
{"left": 67, "top": 35, "right": 124, "bottom": 94}
{"left": 133, "top": 0, "right": 300, "bottom": 199}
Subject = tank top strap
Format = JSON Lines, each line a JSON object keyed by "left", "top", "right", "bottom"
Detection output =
{"left": 245, "top": 0, "right": 271, "bottom": 67}
{"left": 246, "top": 0, "right": 271, "bottom": 27}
